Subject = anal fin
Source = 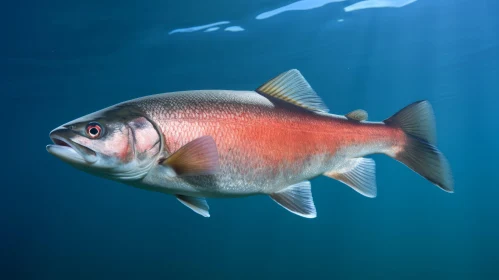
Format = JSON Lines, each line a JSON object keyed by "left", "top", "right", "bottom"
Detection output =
{"left": 324, "top": 158, "right": 377, "bottom": 198}
{"left": 270, "top": 181, "right": 317, "bottom": 218}
{"left": 176, "top": 195, "right": 210, "bottom": 217}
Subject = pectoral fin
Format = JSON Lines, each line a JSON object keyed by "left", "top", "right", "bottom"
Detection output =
{"left": 270, "top": 181, "right": 317, "bottom": 218}
{"left": 176, "top": 195, "right": 210, "bottom": 217}
{"left": 159, "top": 136, "right": 220, "bottom": 176}
{"left": 324, "top": 158, "right": 377, "bottom": 198}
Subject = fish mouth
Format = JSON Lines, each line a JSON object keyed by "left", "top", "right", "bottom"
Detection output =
{"left": 47, "top": 128, "right": 98, "bottom": 164}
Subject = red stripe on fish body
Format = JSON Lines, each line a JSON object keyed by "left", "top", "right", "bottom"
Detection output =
{"left": 129, "top": 90, "right": 404, "bottom": 195}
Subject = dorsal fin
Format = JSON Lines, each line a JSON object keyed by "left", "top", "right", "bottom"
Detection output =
{"left": 345, "top": 109, "right": 368, "bottom": 121}
{"left": 256, "top": 69, "right": 329, "bottom": 113}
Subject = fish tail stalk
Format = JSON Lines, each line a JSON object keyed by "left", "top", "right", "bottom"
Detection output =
{"left": 384, "top": 101, "right": 454, "bottom": 192}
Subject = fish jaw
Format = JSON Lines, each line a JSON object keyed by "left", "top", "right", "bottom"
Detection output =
{"left": 46, "top": 141, "right": 87, "bottom": 165}
{"left": 47, "top": 126, "right": 98, "bottom": 166}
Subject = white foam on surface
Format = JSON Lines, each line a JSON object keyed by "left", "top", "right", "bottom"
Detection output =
{"left": 225, "top": 26, "right": 245, "bottom": 32}
{"left": 169, "top": 21, "right": 230, "bottom": 35}
{"left": 344, "top": 0, "right": 417, "bottom": 12}
{"left": 204, "top": 27, "right": 220, "bottom": 32}
{"left": 256, "top": 0, "right": 347, "bottom": 20}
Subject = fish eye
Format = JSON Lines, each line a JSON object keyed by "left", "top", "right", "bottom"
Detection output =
{"left": 86, "top": 122, "right": 103, "bottom": 139}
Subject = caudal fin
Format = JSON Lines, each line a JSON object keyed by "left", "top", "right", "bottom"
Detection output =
{"left": 384, "top": 101, "right": 454, "bottom": 192}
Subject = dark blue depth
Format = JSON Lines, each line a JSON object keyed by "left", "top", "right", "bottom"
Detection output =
{"left": 2, "top": 0, "right": 498, "bottom": 279}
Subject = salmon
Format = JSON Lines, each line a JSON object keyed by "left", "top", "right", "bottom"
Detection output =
{"left": 47, "top": 69, "right": 453, "bottom": 218}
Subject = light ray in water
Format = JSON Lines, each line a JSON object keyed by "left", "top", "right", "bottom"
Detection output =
{"left": 344, "top": 0, "right": 417, "bottom": 12}
{"left": 204, "top": 27, "right": 220, "bottom": 32}
{"left": 169, "top": 21, "right": 230, "bottom": 35}
{"left": 256, "top": 0, "right": 347, "bottom": 20}
{"left": 225, "top": 26, "right": 245, "bottom": 32}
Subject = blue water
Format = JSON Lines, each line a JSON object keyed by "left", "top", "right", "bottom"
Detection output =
{"left": 2, "top": 0, "right": 499, "bottom": 279}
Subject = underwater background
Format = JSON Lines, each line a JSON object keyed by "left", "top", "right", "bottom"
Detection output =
{"left": 2, "top": 0, "right": 499, "bottom": 279}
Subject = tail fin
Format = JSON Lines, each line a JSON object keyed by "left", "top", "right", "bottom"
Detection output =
{"left": 384, "top": 101, "right": 454, "bottom": 192}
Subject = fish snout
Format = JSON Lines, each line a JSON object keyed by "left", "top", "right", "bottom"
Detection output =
{"left": 47, "top": 126, "right": 98, "bottom": 164}
{"left": 49, "top": 125, "right": 71, "bottom": 140}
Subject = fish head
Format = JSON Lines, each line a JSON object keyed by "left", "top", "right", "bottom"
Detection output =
{"left": 47, "top": 105, "right": 162, "bottom": 181}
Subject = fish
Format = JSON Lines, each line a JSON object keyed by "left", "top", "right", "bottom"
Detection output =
{"left": 47, "top": 69, "right": 453, "bottom": 218}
